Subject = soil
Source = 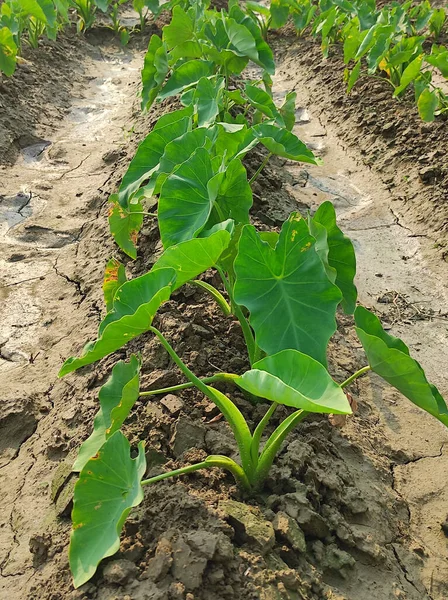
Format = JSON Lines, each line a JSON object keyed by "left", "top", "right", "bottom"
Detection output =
{"left": 1, "top": 17, "right": 448, "bottom": 600}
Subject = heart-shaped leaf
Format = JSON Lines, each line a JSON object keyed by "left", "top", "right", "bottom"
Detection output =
{"left": 103, "top": 258, "right": 127, "bottom": 313}
{"left": 0, "top": 27, "right": 17, "bottom": 77}
{"left": 159, "top": 59, "right": 215, "bottom": 99}
{"left": 141, "top": 34, "right": 169, "bottom": 111}
{"left": 59, "top": 268, "right": 175, "bottom": 376}
{"left": 108, "top": 196, "right": 144, "bottom": 259}
{"left": 245, "top": 83, "right": 283, "bottom": 124}
{"left": 236, "top": 349, "right": 351, "bottom": 414}
{"left": 252, "top": 123, "right": 319, "bottom": 164}
{"left": 152, "top": 228, "right": 231, "bottom": 289}
{"left": 70, "top": 431, "right": 146, "bottom": 588}
{"left": 229, "top": 4, "right": 275, "bottom": 74}
{"left": 116, "top": 108, "right": 192, "bottom": 209}
{"left": 214, "top": 158, "right": 252, "bottom": 225}
{"left": 158, "top": 147, "right": 222, "bottom": 248}
{"left": 355, "top": 306, "right": 448, "bottom": 427}
{"left": 234, "top": 214, "right": 341, "bottom": 365}
{"left": 193, "top": 76, "right": 225, "bottom": 127}
{"left": 73, "top": 356, "right": 141, "bottom": 472}
{"left": 163, "top": 5, "right": 194, "bottom": 50}
{"left": 310, "top": 201, "right": 357, "bottom": 314}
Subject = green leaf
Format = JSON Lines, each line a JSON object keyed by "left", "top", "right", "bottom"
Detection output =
{"left": 116, "top": 108, "right": 192, "bottom": 208}
{"left": 18, "top": 0, "right": 47, "bottom": 22}
{"left": 234, "top": 214, "right": 341, "bottom": 365}
{"left": 59, "top": 269, "right": 175, "bottom": 376}
{"left": 163, "top": 5, "right": 194, "bottom": 50}
{"left": 237, "top": 349, "right": 351, "bottom": 414}
{"left": 193, "top": 76, "right": 225, "bottom": 127}
{"left": 158, "top": 147, "right": 221, "bottom": 248}
{"left": 355, "top": 307, "right": 448, "bottom": 427}
{"left": 393, "top": 55, "right": 423, "bottom": 97}
{"left": 229, "top": 4, "right": 275, "bottom": 74}
{"left": 73, "top": 356, "right": 141, "bottom": 472}
{"left": 108, "top": 196, "right": 144, "bottom": 259}
{"left": 159, "top": 59, "right": 215, "bottom": 99}
{"left": 252, "top": 123, "right": 319, "bottom": 164}
{"left": 214, "top": 158, "right": 252, "bottom": 225}
{"left": 245, "top": 83, "right": 283, "bottom": 123}
{"left": 417, "top": 87, "right": 438, "bottom": 122}
{"left": 0, "top": 27, "right": 17, "bottom": 76}
{"left": 347, "top": 60, "right": 361, "bottom": 93}
{"left": 279, "top": 91, "right": 296, "bottom": 131}
{"left": 269, "top": 0, "right": 289, "bottom": 29}
{"left": 141, "top": 35, "right": 168, "bottom": 111}
{"left": 70, "top": 431, "right": 146, "bottom": 588}
{"left": 103, "top": 258, "right": 127, "bottom": 313}
{"left": 152, "top": 228, "right": 231, "bottom": 289}
{"left": 310, "top": 201, "right": 357, "bottom": 314}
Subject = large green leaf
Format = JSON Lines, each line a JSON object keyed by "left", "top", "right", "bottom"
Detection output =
{"left": 417, "top": 87, "right": 438, "bottom": 122}
{"left": 214, "top": 158, "right": 252, "bottom": 225}
{"left": 252, "top": 123, "right": 319, "bottom": 164}
{"left": 193, "top": 76, "right": 225, "bottom": 127}
{"left": 116, "top": 108, "right": 192, "bottom": 209}
{"left": 152, "top": 228, "right": 231, "bottom": 289}
{"left": 108, "top": 196, "right": 144, "bottom": 259}
{"left": 310, "top": 201, "right": 357, "bottom": 314}
{"left": 355, "top": 306, "right": 448, "bottom": 427}
{"left": 0, "top": 27, "right": 17, "bottom": 77}
{"left": 229, "top": 4, "right": 275, "bottom": 74}
{"left": 234, "top": 214, "right": 341, "bottom": 365}
{"left": 159, "top": 59, "right": 215, "bottom": 99}
{"left": 141, "top": 35, "right": 169, "bottom": 111}
{"left": 103, "top": 258, "right": 127, "bottom": 312}
{"left": 163, "top": 5, "right": 194, "bottom": 50}
{"left": 236, "top": 350, "right": 351, "bottom": 414}
{"left": 70, "top": 431, "right": 146, "bottom": 588}
{"left": 59, "top": 269, "right": 175, "bottom": 376}
{"left": 245, "top": 83, "right": 283, "bottom": 124}
{"left": 158, "top": 147, "right": 222, "bottom": 248}
{"left": 73, "top": 356, "right": 141, "bottom": 472}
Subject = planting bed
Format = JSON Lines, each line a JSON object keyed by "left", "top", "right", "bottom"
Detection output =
{"left": 1, "top": 8, "right": 448, "bottom": 600}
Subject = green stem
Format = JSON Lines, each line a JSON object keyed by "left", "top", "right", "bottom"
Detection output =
{"left": 216, "top": 265, "right": 257, "bottom": 365}
{"left": 141, "top": 455, "right": 251, "bottom": 491}
{"left": 250, "top": 403, "right": 277, "bottom": 467}
{"left": 190, "top": 280, "right": 231, "bottom": 316}
{"left": 340, "top": 365, "right": 371, "bottom": 389}
{"left": 131, "top": 212, "right": 157, "bottom": 217}
{"left": 140, "top": 373, "right": 236, "bottom": 397}
{"left": 249, "top": 152, "right": 272, "bottom": 185}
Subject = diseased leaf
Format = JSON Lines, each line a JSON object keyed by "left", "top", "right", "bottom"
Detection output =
{"left": 237, "top": 350, "right": 351, "bottom": 414}
{"left": 0, "top": 26, "right": 17, "bottom": 76}
{"left": 108, "top": 196, "right": 144, "bottom": 259}
{"left": 234, "top": 214, "right": 341, "bottom": 365}
{"left": 310, "top": 201, "right": 357, "bottom": 314}
{"left": 152, "top": 228, "right": 231, "bottom": 289}
{"left": 73, "top": 356, "right": 141, "bottom": 472}
{"left": 158, "top": 147, "right": 221, "bottom": 248}
{"left": 355, "top": 307, "right": 448, "bottom": 427}
{"left": 70, "top": 431, "right": 146, "bottom": 588}
{"left": 59, "top": 269, "right": 175, "bottom": 376}
{"left": 103, "top": 258, "right": 127, "bottom": 312}
{"left": 252, "top": 123, "right": 319, "bottom": 164}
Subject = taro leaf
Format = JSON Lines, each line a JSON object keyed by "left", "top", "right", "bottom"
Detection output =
{"left": 214, "top": 124, "right": 258, "bottom": 163}
{"left": 224, "top": 17, "right": 260, "bottom": 64}
{"left": 244, "top": 83, "right": 284, "bottom": 125}
{"left": 103, "top": 258, "right": 127, "bottom": 313}
{"left": 418, "top": 88, "right": 438, "bottom": 122}
{"left": 214, "top": 158, "right": 252, "bottom": 225}
{"left": 236, "top": 350, "right": 352, "bottom": 414}
{"left": 0, "top": 27, "right": 17, "bottom": 77}
{"left": 229, "top": 4, "right": 275, "bottom": 74}
{"left": 117, "top": 108, "right": 192, "bottom": 209}
{"left": 252, "top": 123, "right": 319, "bottom": 164}
{"left": 310, "top": 201, "right": 357, "bottom": 314}
{"left": 280, "top": 91, "right": 297, "bottom": 131}
{"left": 159, "top": 59, "right": 215, "bottom": 100}
{"left": 59, "top": 268, "right": 175, "bottom": 376}
{"left": 347, "top": 60, "right": 361, "bottom": 94}
{"left": 73, "top": 356, "right": 141, "bottom": 472}
{"left": 152, "top": 228, "right": 231, "bottom": 289}
{"left": 193, "top": 76, "right": 225, "bottom": 127}
{"left": 108, "top": 196, "right": 144, "bottom": 260}
{"left": 393, "top": 55, "right": 423, "bottom": 97}
{"left": 234, "top": 214, "right": 341, "bottom": 365}
{"left": 163, "top": 5, "right": 194, "bottom": 50}
{"left": 70, "top": 431, "right": 146, "bottom": 588}
{"left": 269, "top": 0, "right": 289, "bottom": 29}
{"left": 141, "top": 35, "right": 169, "bottom": 111}
{"left": 158, "top": 147, "right": 222, "bottom": 248}
{"left": 355, "top": 306, "right": 448, "bottom": 427}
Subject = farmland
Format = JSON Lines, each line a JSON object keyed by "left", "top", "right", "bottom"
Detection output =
{"left": 1, "top": 1, "right": 448, "bottom": 599}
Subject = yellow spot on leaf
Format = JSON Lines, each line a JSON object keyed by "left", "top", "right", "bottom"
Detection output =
{"left": 301, "top": 242, "right": 312, "bottom": 252}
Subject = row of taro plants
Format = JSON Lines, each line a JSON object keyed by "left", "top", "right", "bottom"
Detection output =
{"left": 59, "top": 0, "right": 448, "bottom": 589}
{"left": 250, "top": 0, "right": 448, "bottom": 121}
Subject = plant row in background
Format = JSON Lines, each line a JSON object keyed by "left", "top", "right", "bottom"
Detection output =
{"left": 0, "top": 0, "right": 166, "bottom": 75}
{"left": 250, "top": 0, "right": 448, "bottom": 121}
{"left": 56, "top": 0, "right": 448, "bottom": 590}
